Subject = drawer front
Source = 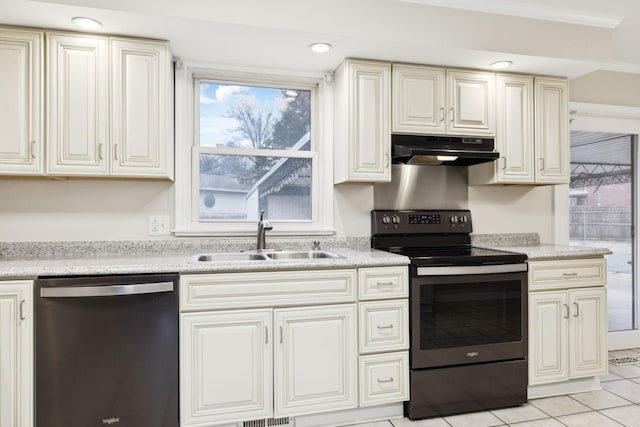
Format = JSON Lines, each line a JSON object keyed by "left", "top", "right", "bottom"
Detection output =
{"left": 358, "top": 266, "right": 408, "bottom": 300}
{"left": 359, "top": 352, "right": 409, "bottom": 407}
{"left": 529, "top": 258, "right": 606, "bottom": 291}
{"left": 180, "top": 269, "right": 356, "bottom": 311}
{"left": 359, "top": 300, "right": 409, "bottom": 354}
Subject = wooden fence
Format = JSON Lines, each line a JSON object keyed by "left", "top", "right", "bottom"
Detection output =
{"left": 570, "top": 208, "right": 632, "bottom": 241}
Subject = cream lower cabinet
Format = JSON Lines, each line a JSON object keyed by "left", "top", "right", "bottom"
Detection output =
{"left": 528, "top": 258, "right": 608, "bottom": 387}
{"left": 180, "top": 270, "right": 359, "bottom": 426}
{"left": 0, "top": 280, "right": 33, "bottom": 427}
{"left": 181, "top": 305, "right": 356, "bottom": 425}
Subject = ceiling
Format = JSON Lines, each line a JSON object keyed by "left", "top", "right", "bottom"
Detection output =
{"left": 2, "top": 0, "right": 640, "bottom": 78}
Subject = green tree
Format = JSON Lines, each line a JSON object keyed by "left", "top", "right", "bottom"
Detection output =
{"left": 268, "top": 90, "right": 311, "bottom": 149}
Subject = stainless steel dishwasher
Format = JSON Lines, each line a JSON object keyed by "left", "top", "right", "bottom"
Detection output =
{"left": 35, "top": 273, "right": 179, "bottom": 427}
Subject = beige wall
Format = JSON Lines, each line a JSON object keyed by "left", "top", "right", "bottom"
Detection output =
{"left": 570, "top": 71, "right": 640, "bottom": 107}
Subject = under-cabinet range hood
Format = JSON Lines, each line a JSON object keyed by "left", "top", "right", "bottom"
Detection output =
{"left": 392, "top": 134, "right": 499, "bottom": 166}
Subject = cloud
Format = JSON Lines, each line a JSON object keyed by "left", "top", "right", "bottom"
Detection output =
{"left": 215, "top": 85, "right": 249, "bottom": 104}
{"left": 200, "top": 93, "right": 216, "bottom": 104}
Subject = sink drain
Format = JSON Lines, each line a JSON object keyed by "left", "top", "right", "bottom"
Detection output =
{"left": 609, "top": 356, "right": 640, "bottom": 366}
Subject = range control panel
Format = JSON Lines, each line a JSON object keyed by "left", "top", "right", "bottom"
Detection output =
{"left": 372, "top": 210, "right": 472, "bottom": 234}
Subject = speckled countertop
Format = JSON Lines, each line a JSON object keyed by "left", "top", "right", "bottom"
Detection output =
{"left": 0, "top": 237, "right": 409, "bottom": 279}
{"left": 472, "top": 233, "right": 613, "bottom": 260}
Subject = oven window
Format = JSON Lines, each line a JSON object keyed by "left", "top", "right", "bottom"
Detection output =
{"left": 420, "top": 280, "right": 521, "bottom": 349}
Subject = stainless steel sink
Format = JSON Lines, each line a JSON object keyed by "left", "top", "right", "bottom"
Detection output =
{"left": 195, "top": 253, "right": 268, "bottom": 262}
{"left": 264, "top": 250, "right": 343, "bottom": 260}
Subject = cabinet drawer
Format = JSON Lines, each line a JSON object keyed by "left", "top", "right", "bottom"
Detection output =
{"left": 358, "top": 266, "right": 408, "bottom": 300}
{"left": 529, "top": 258, "right": 606, "bottom": 291}
{"left": 180, "top": 269, "right": 356, "bottom": 311}
{"left": 359, "top": 300, "right": 409, "bottom": 354}
{"left": 359, "top": 352, "right": 409, "bottom": 407}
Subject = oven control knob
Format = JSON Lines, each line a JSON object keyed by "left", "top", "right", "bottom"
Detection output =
{"left": 381, "top": 215, "right": 391, "bottom": 225}
{"left": 459, "top": 215, "right": 468, "bottom": 223}
{"left": 392, "top": 215, "right": 400, "bottom": 224}
{"left": 449, "top": 215, "right": 458, "bottom": 224}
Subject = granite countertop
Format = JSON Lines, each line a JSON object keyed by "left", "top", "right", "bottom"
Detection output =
{"left": 0, "top": 246, "right": 409, "bottom": 279}
{"left": 471, "top": 233, "right": 613, "bottom": 260}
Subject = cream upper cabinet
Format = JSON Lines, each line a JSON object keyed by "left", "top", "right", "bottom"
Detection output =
{"left": 334, "top": 59, "right": 391, "bottom": 183}
{"left": 392, "top": 64, "right": 445, "bottom": 134}
{"left": 392, "top": 65, "right": 495, "bottom": 136}
{"left": 0, "top": 28, "right": 43, "bottom": 175}
{"left": 111, "top": 38, "right": 173, "bottom": 179}
{"left": 46, "top": 33, "right": 109, "bottom": 175}
{"left": 469, "top": 74, "right": 569, "bottom": 186}
{"left": 446, "top": 69, "right": 495, "bottom": 136}
{"left": 535, "top": 77, "right": 570, "bottom": 184}
{"left": 0, "top": 281, "right": 33, "bottom": 427}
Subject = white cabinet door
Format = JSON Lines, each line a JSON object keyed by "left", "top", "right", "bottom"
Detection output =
{"left": 274, "top": 304, "right": 357, "bottom": 417}
{"left": 569, "top": 288, "right": 608, "bottom": 379}
{"left": 180, "top": 309, "right": 272, "bottom": 426}
{"left": 334, "top": 59, "right": 391, "bottom": 183}
{"left": 495, "top": 74, "right": 534, "bottom": 183}
{"left": 0, "top": 29, "right": 43, "bottom": 175}
{"left": 446, "top": 70, "right": 495, "bottom": 136}
{"left": 534, "top": 77, "right": 569, "bottom": 184}
{"left": 46, "top": 33, "right": 109, "bottom": 176}
{"left": 392, "top": 64, "right": 445, "bottom": 134}
{"left": 111, "top": 38, "right": 173, "bottom": 179}
{"left": 0, "top": 281, "right": 33, "bottom": 427}
{"left": 529, "top": 291, "right": 569, "bottom": 385}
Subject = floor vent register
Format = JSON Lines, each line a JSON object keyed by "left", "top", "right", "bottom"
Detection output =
{"left": 243, "top": 417, "right": 292, "bottom": 427}
{"left": 609, "top": 356, "right": 640, "bottom": 366}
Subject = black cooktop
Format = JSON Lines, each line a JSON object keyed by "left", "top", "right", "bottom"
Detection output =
{"left": 383, "top": 245, "right": 527, "bottom": 266}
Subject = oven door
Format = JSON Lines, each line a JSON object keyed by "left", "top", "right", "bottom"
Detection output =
{"left": 411, "top": 264, "right": 528, "bottom": 369}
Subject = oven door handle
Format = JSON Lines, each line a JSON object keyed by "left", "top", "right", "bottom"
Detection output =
{"left": 416, "top": 263, "right": 527, "bottom": 276}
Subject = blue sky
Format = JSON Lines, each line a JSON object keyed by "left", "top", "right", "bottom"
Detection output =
{"left": 199, "top": 83, "right": 288, "bottom": 148}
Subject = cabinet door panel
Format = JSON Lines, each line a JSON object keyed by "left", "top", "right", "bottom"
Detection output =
{"left": 446, "top": 70, "right": 495, "bottom": 136}
{"left": 180, "top": 310, "right": 272, "bottom": 426}
{"left": 0, "top": 30, "right": 43, "bottom": 175}
{"left": 529, "top": 291, "right": 569, "bottom": 385}
{"left": 496, "top": 74, "right": 534, "bottom": 183}
{"left": 392, "top": 65, "right": 445, "bottom": 134}
{"left": 111, "top": 38, "right": 172, "bottom": 178}
{"left": 47, "top": 33, "right": 108, "bottom": 175}
{"left": 570, "top": 288, "right": 608, "bottom": 378}
{"left": 274, "top": 304, "right": 357, "bottom": 417}
{"left": 534, "top": 78, "right": 569, "bottom": 184}
{"left": 0, "top": 281, "right": 33, "bottom": 427}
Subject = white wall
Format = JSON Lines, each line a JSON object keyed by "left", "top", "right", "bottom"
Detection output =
{"left": 0, "top": 179, "right": 174, "bottom": 241}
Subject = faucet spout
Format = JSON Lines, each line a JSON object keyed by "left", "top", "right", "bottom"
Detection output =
{"left": 257, "top": 210, "right": 273, "bottom": 251}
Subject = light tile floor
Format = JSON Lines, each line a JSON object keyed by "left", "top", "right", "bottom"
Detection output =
{"left": 347, "top": 348, "right": 640, "bottom": 427}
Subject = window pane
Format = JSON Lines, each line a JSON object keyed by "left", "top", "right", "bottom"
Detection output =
{"left": 199, "top": 154, "right": 312, "bottom": 221}
{"left": 569, "top": 131, "right": 633, "bottom": 332}
{"left": 199, "top": 83, "right": 311, "bottom": 151}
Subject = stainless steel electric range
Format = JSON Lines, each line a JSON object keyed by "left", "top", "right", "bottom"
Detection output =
{"left": 371, "top": 209, "right": 529, "bottom": 420}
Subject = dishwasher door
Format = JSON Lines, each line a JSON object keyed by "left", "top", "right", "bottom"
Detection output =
{"left": 35, "top": 273, "right": 179, "bottom": 427}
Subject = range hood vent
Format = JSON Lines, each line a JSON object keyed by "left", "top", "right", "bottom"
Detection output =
{"left": 392, "top": 134, "right": 499, "bottom": 166}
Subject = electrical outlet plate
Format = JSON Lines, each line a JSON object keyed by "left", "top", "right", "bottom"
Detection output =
{"left": 148, "top": 215, "right": 170, "bottom": 235}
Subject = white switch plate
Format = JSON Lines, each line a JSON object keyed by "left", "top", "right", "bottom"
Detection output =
{"left": 149, "top": 215, "right": 170, "bottom": 235}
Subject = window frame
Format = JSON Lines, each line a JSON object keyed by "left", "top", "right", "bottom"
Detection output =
{"left": 174, "top": 62, "right": 334, "bottom": 236}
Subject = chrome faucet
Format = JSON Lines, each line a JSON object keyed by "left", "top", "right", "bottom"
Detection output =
{"left": 257, "top": 210, "right": 273, "bottom": 251}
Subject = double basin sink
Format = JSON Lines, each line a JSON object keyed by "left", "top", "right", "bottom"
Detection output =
{"left": 195, "top": 250, "right": 344, "bottom": 262}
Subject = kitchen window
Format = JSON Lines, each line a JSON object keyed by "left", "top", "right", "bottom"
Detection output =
{"left": 174, "top": 64, "right": 333, "bottom": 236}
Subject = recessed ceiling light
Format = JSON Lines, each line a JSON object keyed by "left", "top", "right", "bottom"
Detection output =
{"left": 490, "top": 60, "right": 513, "bottom": 70}
{"left": 72, "top": 17, "right": 103, "bottom": 31}
{"left": 309, "top": 43, "right": 332, "bottom": 53}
